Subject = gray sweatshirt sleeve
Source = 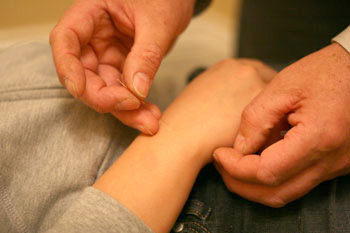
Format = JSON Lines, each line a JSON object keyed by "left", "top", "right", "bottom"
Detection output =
{"left": 332, "top": 25, "right": 350, "bottom": 53}
{"left": 46, "top": 187, "right": 153, "bottom": 233}
{"left": 0, "top": 43, "right": 153, "bottom": 233}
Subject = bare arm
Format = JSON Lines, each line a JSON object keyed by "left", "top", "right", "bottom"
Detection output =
{"left": 93, "top": 59, "right": 274, "bottom": 233}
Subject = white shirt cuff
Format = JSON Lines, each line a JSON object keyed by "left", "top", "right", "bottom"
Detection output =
{"left": 332, "top": 25, "right": 350, "bottom": 54}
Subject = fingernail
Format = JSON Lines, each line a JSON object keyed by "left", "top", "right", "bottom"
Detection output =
{"left": 133, "top": 72, "right": 151, "bottom": 98}
{"left": 116, "top": 98, "right": 140, "bottom": 111}
{"left": 64, "top": 79, "right": 78, "bottom": 98}
{"left": 234, "top": 134, "right": 246, "bottom": 153}
{"left": 137, "top": 125, "right": 154, "bottom": 136}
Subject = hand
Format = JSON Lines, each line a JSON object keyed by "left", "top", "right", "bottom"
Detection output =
{"left": 50, "top": 0, "right": 195, "bottom": 134}
{"left": 93, "top": 59, "right": 274, "bottom": 233}
{"left": 159, "top": 59, "right": 275, "bottom": 165}
{"left": 214, "top": 43, "right": 350, "bottom": 207}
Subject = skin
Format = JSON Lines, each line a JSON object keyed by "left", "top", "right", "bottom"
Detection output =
{"left": 93, "top": 59, "right": 270, "bottom": 233}
{"left": 50, "top": 0, "right": 195, "bottom": 134}
{"left": 214, "top": 43, "right": 350, "bottom": 207}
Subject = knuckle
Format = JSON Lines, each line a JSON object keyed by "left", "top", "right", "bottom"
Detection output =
{"left": 317, "top": 126, "right": 346, "bottom": 151}
{"left": 217, "top": 58, "right": 236, "bottom": 67}
{"left": 49, "top": 27, "right": 58, "bottom": 46}
{"left": 92, "top": 102, "right": 107, "bottom": 114}
{"left": 238, "top": 63, "right": 259, "bottom": 78}
{"left": 256, "top": 166, "right": 281, "bottom": 186}
{"left": 211, "top": 59, "right": 237, "bottom": 73}
{"left": 217, "top": 58, "right": 261, "bottom": 79}
{"left": 139, "top": 44, "right": 163, "bottom": 69}
{"left": 214, "top": 147, "right": 230, "bottom": 156}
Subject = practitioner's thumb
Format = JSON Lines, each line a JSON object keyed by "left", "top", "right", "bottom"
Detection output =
{"left": 123, "top": 22, "right": 174, "bottom": 99}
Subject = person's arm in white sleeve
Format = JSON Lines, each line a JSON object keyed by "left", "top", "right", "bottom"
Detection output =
{"left": 332, "top": 26, "right": 350, "bottom": 53}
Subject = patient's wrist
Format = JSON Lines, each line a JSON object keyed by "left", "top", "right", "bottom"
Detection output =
{"left": 135, "top": 120, "right": 207, "bottom": 168}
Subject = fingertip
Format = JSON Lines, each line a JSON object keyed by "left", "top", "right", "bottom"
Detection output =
{"left": 234, "top": 133, "right": 246, "bottom": 154}
{"left": 137, "top": 125, "right": 155, "bottom": 136}
{"left": 133, "top": 72, "right": 152, "bottom": 98}
{"left": 112, "top": 102, "right": 160, "bottom": 135}
{"left": 64, "top": 79, "right": 79, "bottom": 98}
{"left": 56, "top": 54, "right": 86, "bottom": 97}
{"left": 214, "top": 147, "right": 237, "bottom": 163}
{"left": 144, "top": 102, "right": 162, "bottom": 119}
{"left": 136, "top": 119, "right": 159, "bottom": 135}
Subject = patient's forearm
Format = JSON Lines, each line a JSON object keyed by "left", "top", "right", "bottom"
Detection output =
{"left": 93, "top": 123, "right": 205, "bottom": 233}
{"left": 92, "top": 59, "right": 267, "bottom": 233}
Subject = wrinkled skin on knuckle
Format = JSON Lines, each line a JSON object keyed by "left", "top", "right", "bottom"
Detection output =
{"left": 316, "top": 119, "right": 348, "bottom": 152}
{"left": 237, "top": 63, "right": 260, "bottom": 81}
{"left": 138, "top": 44, "right": 163, "bottom": 69}
{"left": 213, "top": 58, "right": 237, "bottom": 71}
{"left": 49, "top": 29, "right": 57, "bottom": 46}
{"left": 91, "top": 100, "right": 108, "bottom": 114}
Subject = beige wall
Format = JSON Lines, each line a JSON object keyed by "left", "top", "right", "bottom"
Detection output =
{"left": 0, "top": 0, "right": 240, "bottom": 29}
{"left": 0, "top": 0, "right": 74, "bottom": 29}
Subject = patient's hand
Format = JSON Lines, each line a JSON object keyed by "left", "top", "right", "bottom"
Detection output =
{"left": 93, "top": 59, "right": 276, "bottom": 233}
{"left": 158, "top": 59, "right": 276, "bottom": 165}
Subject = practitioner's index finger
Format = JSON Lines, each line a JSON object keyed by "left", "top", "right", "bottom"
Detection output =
{"left": 50, "top": 26, "right": 86, "bottom": 97}
{"left": 50, "top": 1, "right": 99, "bottom": 96}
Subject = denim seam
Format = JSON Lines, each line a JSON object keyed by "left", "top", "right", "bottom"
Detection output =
{"left": 188, "top": 227, "right": 199, "bottom": 233}
{"left": 186, "top": 209, "right": 211, "bottom": 220}
{"left": 186, "top": 221, "right": 210, "bottom": 233}
{"left": 187, "top": 200, "right": 211, "bottom": 220}
{"left": 191, "top": 200, "right": 205, "bottom": 207}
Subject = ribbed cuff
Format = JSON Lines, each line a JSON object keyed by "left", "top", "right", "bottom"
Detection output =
{"left": 332, "top": 25, "right": 350, "bottom": 54}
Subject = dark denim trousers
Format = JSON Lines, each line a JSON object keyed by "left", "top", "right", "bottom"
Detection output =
{"left": 173, "top": 164, "right": 350, "bottom": 233}
{"left": 174, "top": 1, "right": 350, "bottom": 232}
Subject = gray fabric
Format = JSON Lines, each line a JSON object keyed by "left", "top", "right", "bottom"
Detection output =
{"left": 0, "top": 42, "right": 152, "bottom": 233}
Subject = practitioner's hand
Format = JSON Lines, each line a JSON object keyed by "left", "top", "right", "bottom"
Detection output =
{"left": 50, "top": 0, "right": 195, "bottom": 134}
{"left": 214, "top": 43, "right": 350, "bottom": 207}
{"left": 159, "top": 59, "right": 276, "bottom": 165}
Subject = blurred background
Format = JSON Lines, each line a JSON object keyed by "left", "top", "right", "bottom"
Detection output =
{"left": 0, "top": 0, "right": 241, "bottom": 108}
